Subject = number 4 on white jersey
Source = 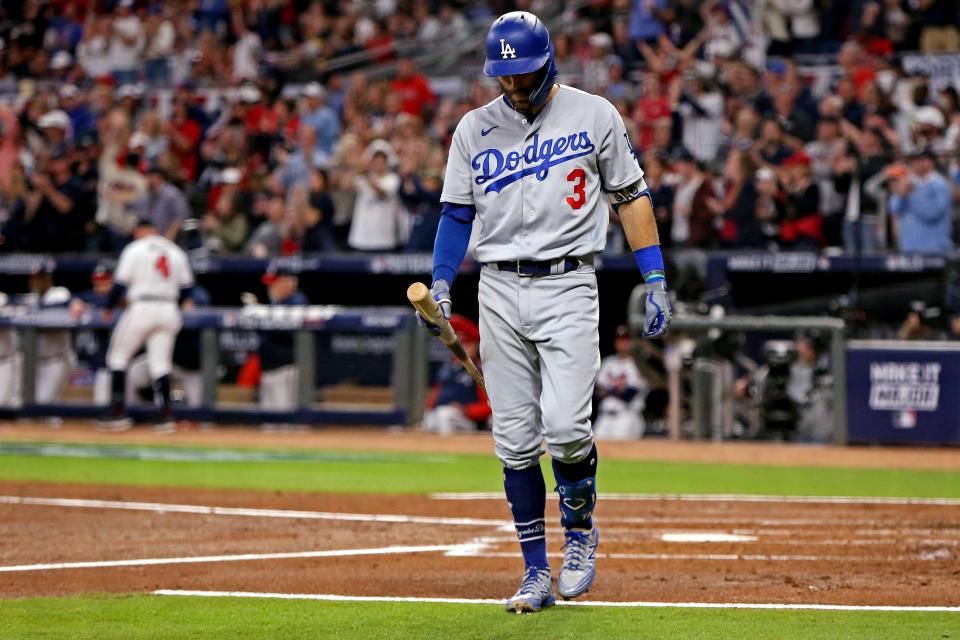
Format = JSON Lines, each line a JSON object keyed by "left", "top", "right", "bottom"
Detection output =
{"left": 500, "top": 39, "right": 516, "bottom": 59}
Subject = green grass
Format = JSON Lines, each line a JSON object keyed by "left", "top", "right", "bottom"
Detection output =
{"left": 0, "top": 595, "right": 956, "bottom": 640}
{"left": 0, "top": 444, "right": 958, "bottom": 497}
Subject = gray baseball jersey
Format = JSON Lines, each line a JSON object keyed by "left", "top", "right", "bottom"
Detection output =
{"left": 441, "top": 85, "right": 644, "bottom": 262}
{"left": 441, "top": 84, "right": 647, "bottom": 469}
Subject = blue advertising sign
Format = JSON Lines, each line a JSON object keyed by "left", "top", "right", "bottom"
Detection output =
{"left": 847, "top": 341, "right": 960, "bottom": 444}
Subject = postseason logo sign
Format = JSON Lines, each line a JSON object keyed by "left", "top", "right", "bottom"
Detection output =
{"left": 868, "top": 361, "right": 941, "bottom": 417}
{"left": 848, "top": 345, "right": 959, "bottom": 443}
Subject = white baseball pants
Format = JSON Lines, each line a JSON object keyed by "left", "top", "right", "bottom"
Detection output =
{"left": 106, "top": 302, "right": 181, "bottom": 379}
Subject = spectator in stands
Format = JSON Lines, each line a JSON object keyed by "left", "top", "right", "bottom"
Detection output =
{"left": 717, "top": 149, "right": 763, "bottom": 248}
{"left": 202, "top": 167, "right": 249, "bottom": 254}
{"left": 422, "top": 314, "right": 489, "bottom": 435}
{"left": 300, "top": 83, "right": 340, "bottom": 158}
{"left": 628, "top": 0, "right": 670, "bottom": 44}
{"left": 297, "top": 167, "right": 339, "bottom": 252}
{"left": 772, "top": 86, "right": 814, "bottom": 148}
{"left": 399, "top": 159, "right": 442, "bottom": 253}
{"left": 917, "top": 0, "right": 960, "bottom": 53}
{"left": 165, "top": 97, "right": 202, "bottom": 182}
{"left": 633, "top": 72, "right": 672, "bottom": 153}
{"left": 278, "top": 125, "right": 327, "bottom": 195}
{"left": 132, "top": 162, "right": 191, "bottom": 242}
{"left": 835, "top": 129, "right": 890, "bottom": 253}
{"left": 347, "top": 139, "right": 404, "bottom": 251}
{"left": 888, "top": 148, "right": 953, "bottom": 253}
{"left": 805, "top": 115, "right": 847, "bottom": 245}
{"left": 719, "top": 106, "right": 760, "bottom": 159}
{"left": 755, "top": 118, "right": 793, "bottom": 166}
{"left": 59, "top": 85, "right": 97, "bottom": 143}
{"left": 77, "top": 13, "right": 112, "bottom": 81}
{"left": 109, "top": 0, "right": 145, "bottom": 87}
{"left": 780, "top": 150, "right": 825, "bottom": 249}
{"left": 755, "top": 166, "right": 784, "bottom": 247}
{"left": 391, "top": 58, "right": 436, "bottom": 120}
{"left": 677, "top": 71, "right": 724, "bottom": 163}
{"left": 229, "top": 8, "right": 262, "bottom": 83}
{"left": 143, "top": 5, "right": 175, "bottom": 87}
{"left": 37, "top": 109, "right": 71, "bottom": 151}
{"left": 247, "top": 192, "right": 291, "bottom": 258}
{"left": 22, "top": 149, "right": 87, "bottom": 253}
{"left": 642, "top": 151, "right": 674, "bottom": 248}
{"left": 660, "top": 149, "right": 713, "bottom": 248}
{"left": 94, "top": 112, "right": 146, "bottom": 251}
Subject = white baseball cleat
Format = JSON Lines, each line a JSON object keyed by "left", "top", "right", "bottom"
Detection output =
{"left": 505, "top": 566, "right": 555, "bottom": 614}
{"left": 95, "top": 416, "right": 133, "bottom": 432}
{"left": 557, "top": 526, "right": 599, "bottom": 599}
{"left": 152, "top": 421, "right": 176, "bottom": 435}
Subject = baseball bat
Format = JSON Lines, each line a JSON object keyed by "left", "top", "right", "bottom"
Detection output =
{"left": 406, "top": 282, "right": 486, "bottom": 393}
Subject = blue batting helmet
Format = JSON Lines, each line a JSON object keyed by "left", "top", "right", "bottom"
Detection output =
{"left": 483, "top": 11, "right": 557, "bottom": 109}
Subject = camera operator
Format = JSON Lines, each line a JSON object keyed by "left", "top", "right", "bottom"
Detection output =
{"left": 742, "top": 335, "right": 832, "bottom": 442}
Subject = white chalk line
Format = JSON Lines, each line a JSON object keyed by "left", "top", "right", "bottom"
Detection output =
{"left": 459, "top": 551, "right": 944, "bottom": 562}
{"left": 5, "top": 496, "right": 957, "bottom": 535}
{"left": 430, "top": 492, "right": 960, "bottom": 506}
{"left": 0, "top": 543, "right": 488, "bottom": 573}
{"left": 0, "top": 496, "right": 510, "bottom": 528}
{"left": 1, "top": 494, "right": 954, "bottom": 573}
{"left": 152, "top": 590, "right": 960, "bottom": 613}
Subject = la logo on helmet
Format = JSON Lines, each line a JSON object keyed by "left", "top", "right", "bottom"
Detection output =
{"left": 499, "top": 39, "right": 516, "bottom": 59}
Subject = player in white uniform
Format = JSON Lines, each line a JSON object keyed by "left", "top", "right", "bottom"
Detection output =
{"left": 0, "top": 292, "right": 21, "bottom": 407}
{"left": 594, "top": 325, "right": 649, "bottom": 440}
{"left": 422, "top": 12, "right": 671, "bottom": 613}
{"left": 27, "top": 264, "right": 76, "bottom": 406}
{"left": 100, "top": 219, "right": 194, "bottom": 431}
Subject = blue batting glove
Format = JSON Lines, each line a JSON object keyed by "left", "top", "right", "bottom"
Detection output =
{"left": 416, "top": 279, "right": 451, "bottom": 336}
{"left": 641, "top": 280, "right": 671, "bottom": 338}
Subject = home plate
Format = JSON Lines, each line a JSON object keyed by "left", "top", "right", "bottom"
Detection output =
{"left": 661, "top": 533, "right": 758, "bottom": 543}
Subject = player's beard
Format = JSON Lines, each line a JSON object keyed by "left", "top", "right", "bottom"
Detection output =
{"left": 503, "top": 64, "right": 549, "bottom": 115}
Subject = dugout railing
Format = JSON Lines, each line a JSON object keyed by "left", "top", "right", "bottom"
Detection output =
{"left": 0, "top": 305, "right": 429, "bottom": 427}
{"left": 627, "top": 286, "right": 848, "bottom": 445}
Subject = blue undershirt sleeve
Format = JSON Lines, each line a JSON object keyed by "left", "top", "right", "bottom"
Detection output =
{"left": 431, "top": 203, "right": 475, "bottom": 285}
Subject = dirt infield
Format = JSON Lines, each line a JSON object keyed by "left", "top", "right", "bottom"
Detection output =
{"left": 2, "top": 480, "right": 959, "bottom": 606}
{"left": 2, "top": 423, "right": 959, "bottom": 607}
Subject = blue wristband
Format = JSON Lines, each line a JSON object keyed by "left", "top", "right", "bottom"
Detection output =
{"left": 633, "top": 246, "right": 665, "bottom": 283}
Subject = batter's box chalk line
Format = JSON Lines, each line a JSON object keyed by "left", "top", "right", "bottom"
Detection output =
{"left": 152, "top": 590, "right": 960, "bottom": 613}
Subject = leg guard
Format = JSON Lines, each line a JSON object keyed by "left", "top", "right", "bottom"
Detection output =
{"left": 553, "top": 474, "right": 596, "bottom": 530}
{"left": 552, "top": 443, "right": 598, "bottom": 530}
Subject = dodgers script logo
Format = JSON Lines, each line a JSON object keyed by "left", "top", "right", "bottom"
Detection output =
{"left": 472, "top": 131, "right": 595, "bottom": 194}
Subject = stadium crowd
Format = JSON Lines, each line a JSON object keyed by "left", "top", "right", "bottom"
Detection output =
{"left": 0, "top": 0, "right": 958, "bottom": 258}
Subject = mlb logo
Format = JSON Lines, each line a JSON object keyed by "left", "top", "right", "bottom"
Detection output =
{"left": 892, "top": 410, "right": 917, "bottom": 429}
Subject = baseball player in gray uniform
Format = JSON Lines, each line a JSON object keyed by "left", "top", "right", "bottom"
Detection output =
{"left": 424, "top": 12, "right": 671, "bottom": 613}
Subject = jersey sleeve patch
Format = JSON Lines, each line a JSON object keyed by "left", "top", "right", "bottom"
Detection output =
{"left": 608, "top": 177, "right": 649, "bottom": 207}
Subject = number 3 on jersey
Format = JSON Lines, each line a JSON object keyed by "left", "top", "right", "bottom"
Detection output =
{"left": 155, "top": 254, "right": 170, "bottom": 279}
{"left": 566, "top": 168, "right": 586, "bottom": 210}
